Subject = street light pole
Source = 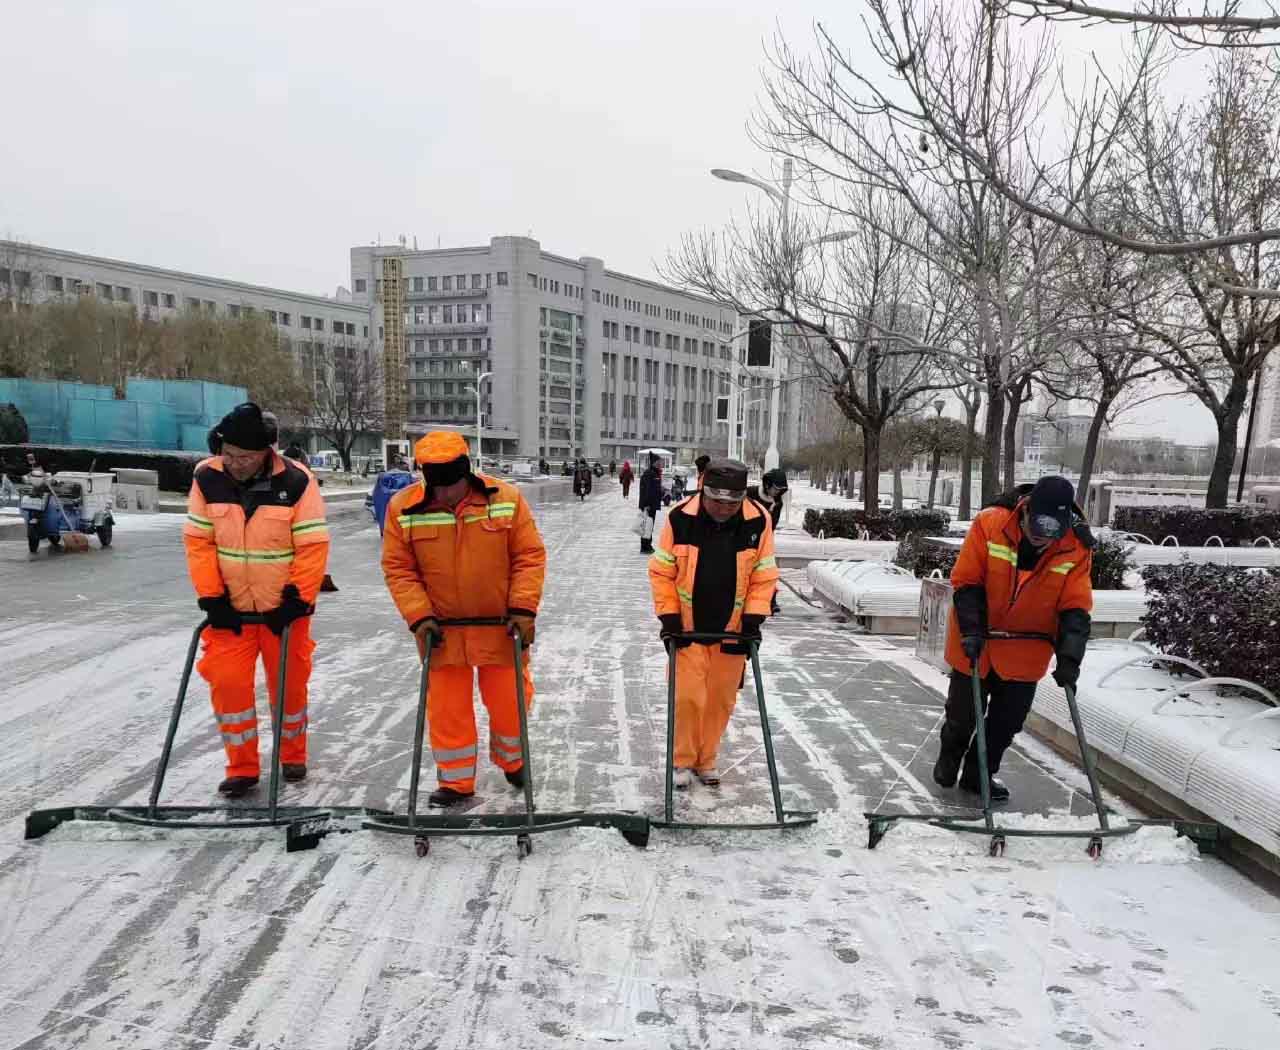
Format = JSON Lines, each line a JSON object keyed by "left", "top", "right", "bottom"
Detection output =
{"left": 472, "top": 371, "right": 493, "bottom": 473}
{"left": 712, "top": 159, "right": 793, "bottom": 471}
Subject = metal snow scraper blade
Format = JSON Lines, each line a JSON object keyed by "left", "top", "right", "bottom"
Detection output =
{"left": 25, "top": 617, "right": 334, "bottom": 842}
{"left": 864, "top": 631, "right": 1222, "bottom": 858}
{"left": 652, "top": 631, "right": 818, "bottom": 833}
{"left": 341, "top": 618, "right": 650, "bottom": 858}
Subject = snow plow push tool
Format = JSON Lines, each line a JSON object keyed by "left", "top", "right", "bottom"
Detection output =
{"left": 865, "top": 631, "right": 1216, "bottom": 858}
{"left": 654, "top": 631, "right": 817, "bottom": 833}
{"left": 25, "top": 616, "right": 364, "bottom": 841}
{"left": 312, "top": 618, "right": 650, "bottom": 858}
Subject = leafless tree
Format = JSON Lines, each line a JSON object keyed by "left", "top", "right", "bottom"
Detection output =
{"left": 665, "top": 178, "right": 958, "bottom": 508}
{"left": 1104, "top": 49, "right": 1280, "bottom": 505}
{"left": 999, "top": 0, "right": 1280, "bottom": 49}
{"left": 756, "top": 5, "right": 1077, "bottom": 502}
{"left": 304, "top": 337, "right": 384, "bottom": 472}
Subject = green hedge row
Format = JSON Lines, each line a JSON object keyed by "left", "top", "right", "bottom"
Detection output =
{"left": 892, "top": 532, "right": 1134, "bottom": 588}
{"left": 1, "top": 444, "right": 203, "bottom": 493}
{"left": 1113, "top": 506, "right": 1280, "bottom": 547}
{"left": 1141, "top": 563, "right": 1280, "bottom": 699}
{"left": 803, "top": 507, "right": 951, "bottom": 541}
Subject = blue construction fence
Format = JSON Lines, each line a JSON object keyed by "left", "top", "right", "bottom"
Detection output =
{"left": 0, "top": 377, "right": 247, "bottom": 451}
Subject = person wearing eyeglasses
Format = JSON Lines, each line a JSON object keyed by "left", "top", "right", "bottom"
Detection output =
{"left": 932, "top": 474, "right": 1094, "bottom": 803}
{"left": 184, "top": 403, "right": 330, "bottom": 798}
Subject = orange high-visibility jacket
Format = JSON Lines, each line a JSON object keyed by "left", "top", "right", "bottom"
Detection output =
{"left": 381, "top": 474, "right": 547, "bottom": 666}
{"left": 648, "top": 493, "right": 779, "bottom": 631}
{"left": 183, "top": 452, "right": 330, "bottom": 611}
{"left": 945, "top": 501, "right": 1093, "bottom": 681}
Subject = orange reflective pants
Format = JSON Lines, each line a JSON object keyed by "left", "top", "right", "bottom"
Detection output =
{"left": 426, "top": 663, "right": 534, "bottom": 793}
{"left": 197, "top": 621, "right": 314, "bottom": 779}
{"left": 673, "top": 643, "right": 746, "bottom": 771}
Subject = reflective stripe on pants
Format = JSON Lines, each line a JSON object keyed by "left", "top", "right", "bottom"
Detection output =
{"left": 197, "top": 621, "right": 315, "bottom": 778}
{"left": 673, "top": 643, "right": 746, "bottom": 771}
{"left": 426, "top": 663, "right": 534, "bottom": 794}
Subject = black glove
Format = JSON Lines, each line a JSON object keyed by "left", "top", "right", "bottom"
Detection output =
{"left": 198, "top": 593, "right": 243, "bottom": 635}
{"left": 659, "top": 614, "right": 691, "bottom": 649}
{"left": 721, "top": 613, "right": 765, "bottom": 655}
{"left": 263, "top": 585, "right": 312, "bottom": 636}
{"left": 961, "top": 634, "right": 985, "bottom": 662}
{"left": 1053, "top": 655, "right": 1080, "bottom": 689}
{"left": 412, "top": 617, "right": 444, "bottom": 650}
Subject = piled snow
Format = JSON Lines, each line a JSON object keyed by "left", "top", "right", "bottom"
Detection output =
{"left": 876, "top": 816, "right": 1201, "bottom": 865}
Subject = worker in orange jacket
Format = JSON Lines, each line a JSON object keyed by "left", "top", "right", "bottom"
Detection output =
{"left": 933, "top": 475, "right": 1094, "bottom": 803}
{"left": 381, "top": 432, "right": 547, "bottom": 807}
{"left": 183, "top": 403, "right": 330, "bottom": 798}
{"left": 649, "top": 458, "right": 779, "bottom": 789}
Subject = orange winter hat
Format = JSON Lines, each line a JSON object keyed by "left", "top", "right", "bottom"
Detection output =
{"left": 414, "top": 431, "right": 469, "bottom": 466}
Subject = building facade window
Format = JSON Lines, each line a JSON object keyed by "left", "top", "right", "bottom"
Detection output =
{"left": 355, "top": 278, "right": 367, "bottom": 293}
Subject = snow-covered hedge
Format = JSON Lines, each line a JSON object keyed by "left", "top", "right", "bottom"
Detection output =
{"left": 803, "top": 507, "right": 950, "bottom": 541}
{"left": 1114, "top": 506, "right": 1280, "bottom": 547}
{"left": 1141, "top": 563, "right": 1280, "bottom": 698}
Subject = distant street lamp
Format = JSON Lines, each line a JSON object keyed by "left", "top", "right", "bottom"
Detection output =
{"left": 928, "top": 398, "right": 946, "bottom": 508}
{"left": 465, "top": 371, "right": 493, "bottom": 472}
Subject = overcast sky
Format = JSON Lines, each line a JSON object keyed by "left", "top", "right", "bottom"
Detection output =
{"left": 0, "top": 1, "right": 1237, "bottom": 441}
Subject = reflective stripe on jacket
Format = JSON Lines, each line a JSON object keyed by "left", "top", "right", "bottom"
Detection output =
{"left": 648, "top": 493, "right": 778, "bottom": 632}
{"left": 945, "top": 502, "right": 1093, "bottom": 681}
{"left": 380, "top": 474, "right": 547, "bottom": 666}
{"left": 183, "top": 452, "right": 330, "bottom": 612}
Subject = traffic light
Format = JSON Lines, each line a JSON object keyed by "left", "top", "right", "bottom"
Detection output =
{"left": 747, "top": 319, "right": 772, "bottom": 367}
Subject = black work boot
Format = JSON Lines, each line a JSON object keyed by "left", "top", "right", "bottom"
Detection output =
{"left": 428, "top": 786, "right": 475, "bottom": 808}
{"left": 959, "top": 768, "right": 1010, "bottom": 803}
{"left": 932, "top": 749, "right": 963, "bottom": 788}
{"left": 504, "top": 766, "right": 526, "bottom": 789}
{"left": 282, "top": 763, "right": 307, "bottom": 783}
{"left": 218, "top": 775, "right": 259, "bottom": 799}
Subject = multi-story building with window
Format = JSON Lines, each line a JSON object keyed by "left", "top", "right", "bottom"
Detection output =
{"left": 2, "top": 237, "right": 815, "bottom": 466}
{"left": 351, "top": 236, "right": 809, "bottom": 465}
{"left": 1, "top": 240, "right": 368, "bottom": 346}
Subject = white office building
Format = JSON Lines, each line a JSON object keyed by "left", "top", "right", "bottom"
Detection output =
{"left": 351, "top": 236, "right": 812, "bottom": 465}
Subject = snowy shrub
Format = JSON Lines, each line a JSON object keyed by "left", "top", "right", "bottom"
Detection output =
{"left": 0, "top": 403, "right": 28, "bottom": 444}
{"left": 1141, "top": 563, "right": 1280, "bottom": 697}
{"left": 803, "top": 507, "right": 950, "bottom": 541}
{"left": 894, "top": 532, "right": 960, "bottom": 578}
{"left": 1113, "top": 506, "right": 1280, "bottom": 547}
{"left": 1090, "top": 537, "right": 1134, "bottom": 590}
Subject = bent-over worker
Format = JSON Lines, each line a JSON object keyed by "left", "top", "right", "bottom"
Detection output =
{"left": 933, "top": 475, "right": 1093, "bottom": 803}
{"left": 381, "top": 432, "right": 547, "bottom": 807}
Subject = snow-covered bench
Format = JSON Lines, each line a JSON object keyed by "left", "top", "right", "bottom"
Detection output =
{"left": 1030, "top": 639, "right": 1280, "bottom": 868}
{"left": 808, "top": 560, "right": 1148, "bottom": 636}
{"left": 774, "top": 534, "right": 898, "bottom": 567}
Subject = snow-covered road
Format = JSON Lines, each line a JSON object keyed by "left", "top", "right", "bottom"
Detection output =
{"left": 2, "top": 491, "right": 1278, "bottom": 1049}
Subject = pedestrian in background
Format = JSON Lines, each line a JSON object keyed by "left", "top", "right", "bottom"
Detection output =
{"left": 648, "top": 458, "right": 778, "bottom": 789}
{"left": 609, "top": 459, "right": 617, "bottom": 476}
{"left": 619, "top": 460, "right": 633, "bottom": 499}
{"left": 694, "top": 454, "right": 711, "bottom": 491}
{"left": 638, "top": 454, "right": 663, "bottom": 553}
{"left": 573, "top": 457, "right": 593, "bottom": 502}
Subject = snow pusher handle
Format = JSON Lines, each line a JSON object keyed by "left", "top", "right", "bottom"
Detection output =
{"left": 147, "top": 617, "right": 295, "bottom": 821}
{"left": 406, "top": 616, "right": 533, "bottom": 831}
{"left": 984, "top": 630, "right": 1055, "bottom": 643}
